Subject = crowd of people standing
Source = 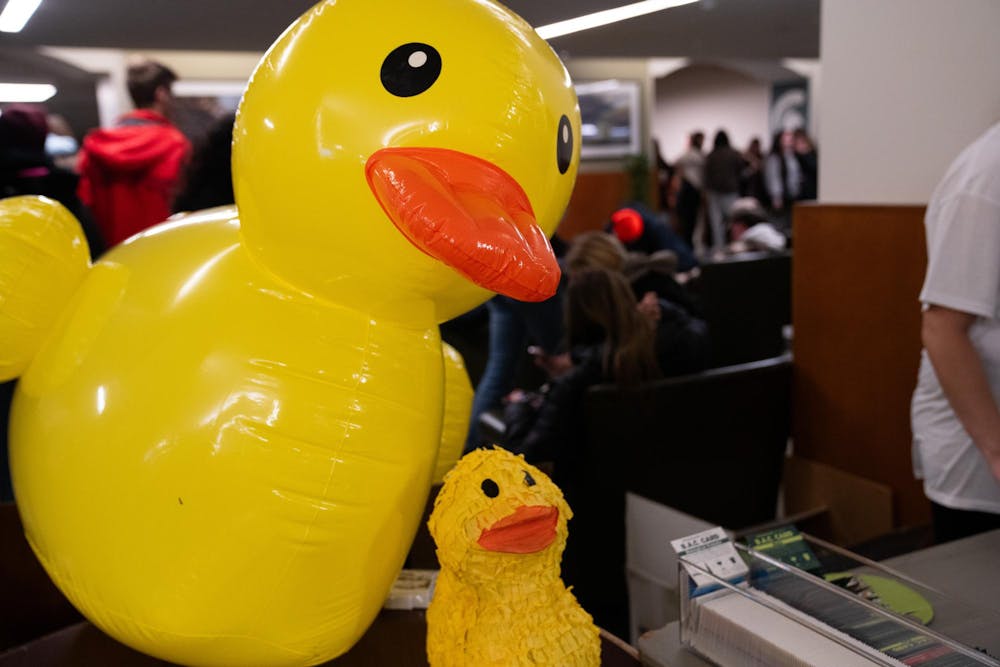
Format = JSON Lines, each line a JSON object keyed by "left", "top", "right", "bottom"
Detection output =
{"left": 666, "top": 127, "right": 817, "bottom": 255}
{"left": 0, "top": 58, "right": 237, "bottom": 265}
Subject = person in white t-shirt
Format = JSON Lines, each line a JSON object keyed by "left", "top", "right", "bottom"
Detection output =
{"left": 911, "top": 120, "right": 1000, "bottom": 543}
{"left": 673, "top": 131, "right": 706, "bottom": 251}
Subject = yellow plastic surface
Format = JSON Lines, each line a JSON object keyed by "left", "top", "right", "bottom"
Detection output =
{"left": 0, "top": 196, "right": 90, "bottom": 380}
{"left": 434, "top": 344, "right": 473, "bottom": 485}
{"left": 427, "top": 449, "right": 600, "bottom": 666}
{"left": 7, "top": 0, "right": 578, "bottom": 665}
{"left": 13, "top": 207, "right": 444, "bottom": 666}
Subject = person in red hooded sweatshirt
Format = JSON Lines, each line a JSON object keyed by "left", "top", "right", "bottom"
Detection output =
{"left": 77, "top": 59, "right": 191, "bottom": 247}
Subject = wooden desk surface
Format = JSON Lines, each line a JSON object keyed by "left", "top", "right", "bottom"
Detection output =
{"left": 0, "top": 610, "right": 640, "bottom": 666}
{"left": 883, "top": 528, "right": 1000, "bottom": 614}
{"left": 1, "top": 500, "right": 639, "bottom": 666}
{"left": 0, "top": 610, "right": 427, "bottom": 667}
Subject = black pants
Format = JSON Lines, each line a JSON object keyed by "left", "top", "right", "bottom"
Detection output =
{"left": 675, "top": 180, "right": 700, "bottom": 249}
{"left": 931, "top": 501, "right": 1000, "bottom": 544}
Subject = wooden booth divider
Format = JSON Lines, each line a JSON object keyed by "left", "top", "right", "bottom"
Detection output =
{"left": 558, "top": 170, "right": 635, "bottom": 239}
{"left": 791, "top": 204, "right": 930, "bottom": 529}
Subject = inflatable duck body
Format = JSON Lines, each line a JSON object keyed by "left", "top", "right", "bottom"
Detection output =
{"left": 427, "top": 448, "right": 600, "bottom": 666}
{"left": 0, "top": 1, "right": 579, "bottom": 665}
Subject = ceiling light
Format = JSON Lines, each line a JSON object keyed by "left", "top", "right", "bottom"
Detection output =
{"left": 536, "top": 0, "right": 699, "bottom": 40}
{"left": 0, "top": 83, "right": 57, "bottom": 102}
{"left": 0, "top": 0, "right": 43, "bottom": 33}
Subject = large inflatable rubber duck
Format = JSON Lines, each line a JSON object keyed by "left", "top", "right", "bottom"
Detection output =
{"left": 427, "top": 448, "right": 600, "bottom": 666}
{"left": 0, "top": 0, "right": 579, "bottom": 665}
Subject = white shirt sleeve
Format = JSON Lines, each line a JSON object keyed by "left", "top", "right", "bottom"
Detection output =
{"left": 742, "top": 224, "right": 787, "bottom": 252}
{"left": 920, "top": 192, "right": 1000, "bottom": 319}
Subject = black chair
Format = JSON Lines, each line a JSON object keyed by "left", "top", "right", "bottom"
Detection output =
{"left": 0, "top": 381, "right": 15, "bottom": 502}
{"left": 561, "top": 354, "right": 792, "bottom": 640}
{"left": 687, "top": 251, "right": 791, "bottom": 368}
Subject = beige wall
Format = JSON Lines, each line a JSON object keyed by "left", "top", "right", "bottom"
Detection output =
{"left": 819, "top": 0, "right": 1000, "bottom": 204}
{"left": 653, "top": 63, "right": 771, "bottom": 162}
{"left": 42, "top": 47, "right": 261, "bottom": 126}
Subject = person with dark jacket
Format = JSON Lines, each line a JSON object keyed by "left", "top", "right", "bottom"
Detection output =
{"left": 623, "top": 250, "right": 702, "bottom": 315}
{"left": 741, "top": 136, "right": 769, "bottom": 206}
{"left": 0, "top": 104, "right": 106, "bottom": 502}
{"left": 704, "top": 130, "right": 745, "bottom": 254}
{"left": 607, "top": 201, "right": 698, "bottom": 272}
{"left": 764, "top": 130, "right": 801, "bottom": 231}
{"left": 0, "top": 104, "right": 105, "bottom": 257}
{"left": 172, "top": 112, "right": 236, "bottom": 213}
{"left": 560, "top": 230, "right": 709, "bottom": 373}
{"left": 673, "top": 131, "right": 705, "bottom": 250}
{"left": 644, "top": 292, "right": 710, "bottom": 377}
{"left": 793, "top": 128, "right": 818, "bottom": 201}
{"left": 78, "top": 59, "right": 191, "bottom": 247}
{"left": 504, "top": 269, "right": 663, "bottom": 465}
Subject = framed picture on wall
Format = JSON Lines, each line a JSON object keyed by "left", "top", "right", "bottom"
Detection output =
{"left": 769, "top": 79, "right": 810, "bottom": 135}
{"left": 576, "top": 79, "right": 642, "bottom": 159}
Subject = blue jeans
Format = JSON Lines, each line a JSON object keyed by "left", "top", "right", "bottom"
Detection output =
{"left": 706, "top": 190, "right": 738, "bottom": 253}
{"left": 463, "top": 291, "right": 563, "bottom": 452}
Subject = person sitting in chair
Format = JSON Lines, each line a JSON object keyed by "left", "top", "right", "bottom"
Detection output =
{"left": 726, "top": 197, "right": 788, "bottom": 254}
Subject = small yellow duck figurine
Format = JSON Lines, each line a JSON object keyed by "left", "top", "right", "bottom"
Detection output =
{"left": 427, "top": 448, "right": 600, "bottom": 666}
{"left": 0, "top": 1, "right": 579, "bottom": 666}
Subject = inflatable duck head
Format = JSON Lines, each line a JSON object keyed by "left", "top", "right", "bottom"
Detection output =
{"left": 429, "top": 447, "right": 571, "bottom": 580}
{"left": 234, "top": 0, "right": 580, "bottom": 321}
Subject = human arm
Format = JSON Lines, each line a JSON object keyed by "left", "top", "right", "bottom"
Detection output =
{"left": 636, "top": 291, "right": 662, "bottom": 323}
{"left": 530, "top": 347, "right": 572, "bottom": 379}
{"left": 516, "top": 353, "right": 602, "bottom": 463}
{"left": 922, "top": 304, "right": 1000, "bottom": 480}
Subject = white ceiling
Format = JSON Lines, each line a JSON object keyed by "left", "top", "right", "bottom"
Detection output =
{"left": 3, "top": 0, "right": 819, "bottom": 60}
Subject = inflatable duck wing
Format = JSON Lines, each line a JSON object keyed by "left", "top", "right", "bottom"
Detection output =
{"left": 428, "top": 448, "right": 600, "bottom": 666}
{"left": 435, "top": 343, "right": 474, "bottom": 484}
{"left": 1, "top": 1, "right": 579, "bottom": 666}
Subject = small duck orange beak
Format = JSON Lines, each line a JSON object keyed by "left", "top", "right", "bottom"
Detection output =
{"left": 477, "top": 505, "right": 558, "bottom": 554}
{"left": 366, "top": 147, "right": 560, "bottom": 302}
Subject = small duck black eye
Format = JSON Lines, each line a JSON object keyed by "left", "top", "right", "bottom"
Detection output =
{"left": 523, "top": 470, "right": 536, "bottom": 487}
{"left": 481, "top": 478, "right": 500, "bottom": 498}
{"left": 556, "top": 114, "right": 573, "bottom": 174}
{"left": 381, "top": 43, "right": 442, "bottom": 98}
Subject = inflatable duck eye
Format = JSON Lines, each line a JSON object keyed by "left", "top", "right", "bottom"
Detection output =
{"left": 381, "top": 42, "right": 442, "bottom": 97}
{"left": 481, "top": 478, "right": 500, "bottom": 498}
{"left": 523, "top": 470, "right": 536, "bottom": 487}
{"left": 557, "top": 114, "right": 574, "bottom": 174}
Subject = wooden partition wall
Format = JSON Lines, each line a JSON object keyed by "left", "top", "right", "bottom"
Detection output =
{"left": 792, "top": 204, "right": 930, "bottom": 527}
{"left": 558, "top": 171, "right": 633, "bottom": 239}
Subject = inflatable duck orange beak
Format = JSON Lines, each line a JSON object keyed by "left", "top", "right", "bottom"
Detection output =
{"left": 476, "top": 505, "right": 558, "bottom": 554}
{"left": 366, "top": 148, "right": 560, "bottom": 302}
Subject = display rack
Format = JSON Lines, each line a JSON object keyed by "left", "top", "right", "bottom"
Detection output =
{"left": 677, "top": 533, "right": 1000, "bottom": 667}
